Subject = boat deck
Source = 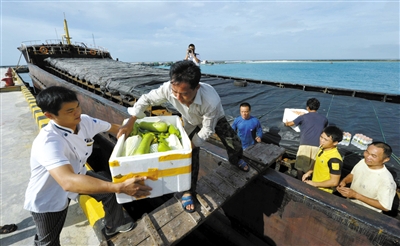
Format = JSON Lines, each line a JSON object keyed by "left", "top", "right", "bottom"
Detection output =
{"left": 39, "top": 58, "right": 400, "bottom": 186}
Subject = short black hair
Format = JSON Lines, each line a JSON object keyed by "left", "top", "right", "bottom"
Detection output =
{"left": 307, "top": 98, "right": 320, "bottom": 111}
{"left": 169, "top": 60, "right": 201, "bottom": 90}
{"left": 370, "top": 141, "right": 392, "bottom": 159}
{"left": 240, "top": 102, "right": 251, "bottom": 110}
{"left": 323, "top": 125, "right": 343, "bottom": 143}
{"left": 36, "top": 86, "right": 78, "bottom": 116}
{"left": 188, "top": 44, "right": 195, "bottom": 48}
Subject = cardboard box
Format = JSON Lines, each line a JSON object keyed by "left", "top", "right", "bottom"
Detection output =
{"left": 282, "top": 108, "right": 308, "bottom": 132}
{"left": 109, "top": 116, "right": 192, "bottom": 204}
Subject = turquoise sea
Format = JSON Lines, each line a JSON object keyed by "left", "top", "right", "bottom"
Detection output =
{"left": 197, "top": 61, "right": 399, "bottom": 95}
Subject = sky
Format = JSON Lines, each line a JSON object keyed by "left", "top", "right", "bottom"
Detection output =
{"left": 1, "top": 0, "right": 399, "bottom": 65}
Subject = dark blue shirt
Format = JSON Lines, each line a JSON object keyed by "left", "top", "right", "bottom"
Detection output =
{"left": 293, "top": 112, "right": 328, "bottom": 146}
{"left": 232, "top": 115, "right": 263, "bottom": 149}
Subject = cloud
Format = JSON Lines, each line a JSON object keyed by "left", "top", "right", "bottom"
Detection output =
{"left": 1, "top": 1, "right": 399, "bottom": 65}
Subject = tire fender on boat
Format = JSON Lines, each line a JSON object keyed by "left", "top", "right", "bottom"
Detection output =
{"left": 39, "top": 46, "right": 48, "bottom": 54}
{"left": 90, "top": 50, "right": 96, "bottom": 55}
{"left": 233, "top": 80, "right": 247, "bottom": 87}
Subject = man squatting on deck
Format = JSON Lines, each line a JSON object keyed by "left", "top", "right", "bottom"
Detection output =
{"left": 337, "top": 142, "right": 396, "bottom": 213}
{"left": 24, "top": 86, "right": 152, "bottom": 245}
{"left": 118, "top": 60, "right": 249, "bottom": 213}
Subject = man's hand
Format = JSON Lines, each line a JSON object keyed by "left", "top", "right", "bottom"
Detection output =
{"left": 117, "top": 125, "right": 131, "bottom": 139}
{"left": 285, "top": 120, "right": 295, "bottom": 127}
{"left": 337, "top": 180, "right": 347, "bottom": 188}
{"left": 302, "top": 171, "right": 312, "bottom": 182}
{"left": 336, "top": 186, "right": 357, "bottom": 199}
{"left": 120, "top": 176, "right": 152, "bottom": 198}
{"left": 117, "top": 116, "right": 136, "bottom": 139}
{"left": 304, "top": 180, "right": 316, "bottom": 187}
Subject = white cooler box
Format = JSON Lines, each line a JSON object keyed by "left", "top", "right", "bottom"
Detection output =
{"left": 109, "top": 115, "right": 192, "bottom": 204}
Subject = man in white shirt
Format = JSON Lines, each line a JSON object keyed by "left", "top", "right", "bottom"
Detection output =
{"left": 184, "top": 43, "right": 201, "bottom": 66}
{"left": 24, "top": 86, "right": 152, "bottom": 245}
{"left": 118, "top": 60, "right": 249, "bottom": 213}
{"left": 337, "top": 142, "right": 396, "bottom": 213}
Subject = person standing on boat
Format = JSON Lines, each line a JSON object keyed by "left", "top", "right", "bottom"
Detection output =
{"left": 285, "top": 98, "right": 328, "bottom": 179}
{"left": 118, "top": 60, "right": 250, "bottom": 213}
{"left": 24, "top": 86, "right": 152, "bottom": 245}
{"left": 232, "top": 102, "right": 263, "bottom": 149}
{"left": 184, "top": 43, "right": 201, "bottom": 66}
{"left": 337, "top": 142, "right": 396, "bottom": 213}
{"left": 302, "top": 126, "right": 343, "bottom": 193}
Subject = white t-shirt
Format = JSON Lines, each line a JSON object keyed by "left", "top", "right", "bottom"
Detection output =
{"left": 350, "top": 159, "right": 396, "bottom": 212}
{"left": 128, "top": 81, "right": 224, "bottom": 147}
{"left": 187, "top": 53, "right": 201, "bottom": 66}
{"left": 24, "top": 114, "right": 111, "bottom": 213}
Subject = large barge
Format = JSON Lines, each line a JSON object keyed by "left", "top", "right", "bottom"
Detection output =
{"left": 17, "top": 19, "right": 400, "bottom": 245}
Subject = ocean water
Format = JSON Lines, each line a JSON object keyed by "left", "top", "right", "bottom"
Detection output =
{"left": 198, "top": 61, "right": 400, "bottom": 95}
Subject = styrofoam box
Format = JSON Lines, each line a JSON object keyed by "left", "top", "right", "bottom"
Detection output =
{"left": 109, "top": 115, "right": 192, "bottom": 204}
{"left": 282, "top": 108, "right": 308, "bottom": 132}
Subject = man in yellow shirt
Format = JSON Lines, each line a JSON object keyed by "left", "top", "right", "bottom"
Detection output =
{"left": 302, "top": 126, "right": 343, "bottom": 193}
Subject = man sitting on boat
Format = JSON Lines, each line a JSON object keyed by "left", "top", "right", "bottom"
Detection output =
{"left": 302, "top": 126, "right": 343, "bottom": 193}
{"left": 184, "top": 43, "right": 201, "bottom": 66}
{"left": 337, "top": 142, "right": 396, "bottom": 213}
{"left": 118, "top": 60, "right": 249, "bottom": 213}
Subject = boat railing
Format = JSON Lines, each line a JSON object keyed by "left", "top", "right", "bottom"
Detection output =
{"left": 21, "top": 40, "right": 110, "bottom": 57}
{"left": 96, "top": 46, "right": 109, "bottom": 53}
{"left": 44, "top": 39, "right": 63, "bottom": 45}
{"left": 202, "top": 72, "right": 400, "bottom": 103}
{"left": 21, "top": 40, "right": 42, "bottom": 46}
{"left": 73, "top": 45, "right": 104, "bottom": 56}
{"left": 19, "top": 43, "right": 31, "bottom": 63}
{"left": 86, "top": 43, "right": 108, "bottom": 53}
{"left": 74, "top": 42, "right": 88, "bottom": 48}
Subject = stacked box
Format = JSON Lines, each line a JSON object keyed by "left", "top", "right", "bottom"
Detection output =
{"left": 109, "top": 116, "right": 192, "bottom": 204}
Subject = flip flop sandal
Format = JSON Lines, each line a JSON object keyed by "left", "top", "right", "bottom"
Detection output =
{"left": 237, "top": 159, "right": 250, "bottom": 172}
{"left": 0, "top": 224, "right": 17, "bottom": 234}
{"left": 181, "top": 194, "right": 195, "bottom": 213}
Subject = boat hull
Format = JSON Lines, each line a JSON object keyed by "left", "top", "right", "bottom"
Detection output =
{"left": 223, "top": 169, "right": 400, "bottom": 246}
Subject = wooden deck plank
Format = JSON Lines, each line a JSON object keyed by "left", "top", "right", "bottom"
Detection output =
{"left": 108, "top": 143, "right": 285, "bottom": 245}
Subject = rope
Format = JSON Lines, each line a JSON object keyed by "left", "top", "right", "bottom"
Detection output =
{"left": 391, "top": 153, "right": 400, "bottom": 165}
{"left": 370, "top": 101, "right": 386, "bottom": 143}
{"left": 325, "top": 95, "right": 334, "bottom": 118}
{"left": 370, "top": 101, "right": 400, "bottom": 165}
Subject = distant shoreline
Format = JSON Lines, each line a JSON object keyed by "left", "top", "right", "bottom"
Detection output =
{"left": 2, "top": 59, "right": 399, "bottom": 68}
{"left": 219, "top": 59, "right": 400, "bottom": 64}
{"left": 134, "top": 59, "right": 400, "bottom": 66}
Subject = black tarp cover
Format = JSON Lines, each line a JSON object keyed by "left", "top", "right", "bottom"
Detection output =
{"left": 45, "top": 58, "right": 400, "bottom": 186}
